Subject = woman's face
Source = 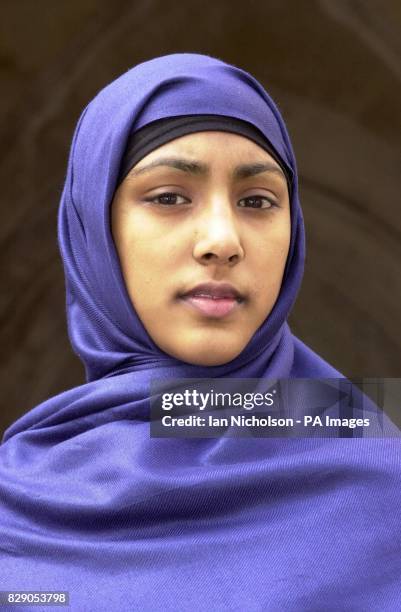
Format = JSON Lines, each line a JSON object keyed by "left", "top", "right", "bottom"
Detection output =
{"left": 111, "top": 131, "right": 291, "bottom": 366}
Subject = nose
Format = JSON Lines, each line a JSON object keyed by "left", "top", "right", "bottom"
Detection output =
{"left": 192, "top": 198, "right": 244, "bottom": 267}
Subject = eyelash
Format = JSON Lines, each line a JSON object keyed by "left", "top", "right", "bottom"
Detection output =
{"left": 144, "top": 192, "right": 277, "bottom": 209}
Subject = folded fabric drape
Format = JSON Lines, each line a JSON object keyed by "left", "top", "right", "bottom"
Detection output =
{"left": 0, "top": 53, "right": 399, "bottom": 612}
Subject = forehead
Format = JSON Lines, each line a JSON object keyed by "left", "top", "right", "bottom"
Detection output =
{"left": 134, "top": 130, "right": 280, "bottom": 168}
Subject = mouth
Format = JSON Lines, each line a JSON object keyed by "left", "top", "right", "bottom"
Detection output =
{"left": 179, "top": 282, "right": 245, "bottom": 319}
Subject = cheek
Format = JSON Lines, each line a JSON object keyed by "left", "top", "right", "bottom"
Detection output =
{"left": 116, "top": 209, "right": 157, "bottom": 261}
{"left": 122, "top": 251, "right": 160, "bottom": 309}
{"left": 122, "top": 210, "right": 185, "bottom": 259}
{"left": 250, "top": 224, "right": 290, "bottom": 301}
{"left": 119, "top": 231, "right": 181, "bottom": 311}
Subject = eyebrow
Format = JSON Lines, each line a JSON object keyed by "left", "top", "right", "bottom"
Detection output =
{"left": 127, "top": 156, "right": 287, "bottom": 182}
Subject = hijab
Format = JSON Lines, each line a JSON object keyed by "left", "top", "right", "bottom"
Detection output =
{"left": 0, "top": 53, "right": 400, "bottom": 611}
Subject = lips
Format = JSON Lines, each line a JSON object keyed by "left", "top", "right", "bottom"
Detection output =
{"left": 181, "top": 282, "right": 244, "bottom": 301}
{"left": 179, "top": 282, "right": 245, "bottom": 318}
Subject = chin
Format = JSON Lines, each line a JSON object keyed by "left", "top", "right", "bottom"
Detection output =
{"left": 175, "top": 344, "right": 244, "bottom": 367}
{"left": 154, "top": 328, "right": 251, "bottom": 367}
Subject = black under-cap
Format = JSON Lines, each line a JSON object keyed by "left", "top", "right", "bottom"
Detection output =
{"left": 117, "top": 114, "right": 293, "bottom": 193}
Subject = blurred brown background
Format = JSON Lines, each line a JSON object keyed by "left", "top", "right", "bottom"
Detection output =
{"left": 1, "top": 0, "right": 400, "bottom": 435}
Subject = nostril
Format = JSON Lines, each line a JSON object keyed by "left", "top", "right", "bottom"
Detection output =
{"left": 200, "top": 252, "right": 240, "bottom": 264}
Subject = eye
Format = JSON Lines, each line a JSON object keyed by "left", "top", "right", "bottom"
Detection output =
{"left": 237, "top": 196, "right": 276, "bottom": 209}
{"left": 145, "top": 192, "right": 190, "bottom": 206}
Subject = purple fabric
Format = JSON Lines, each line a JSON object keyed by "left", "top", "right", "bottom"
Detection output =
{"left": 0, "top": 53, "right": 400, "bottom": 611}
{"left": 59, "top": 52, "right": 308, "bottom": 383}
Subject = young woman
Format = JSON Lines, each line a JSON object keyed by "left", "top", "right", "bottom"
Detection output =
{"left": 0, "top": 53, "right": 399, "bottom": 611}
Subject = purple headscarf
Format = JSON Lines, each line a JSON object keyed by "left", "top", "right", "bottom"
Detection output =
{"left": 0, "top": 54, "right": 400, "bottom": 611}
{"left": 55, "top": 51, "right": 341, "bottom": 383}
